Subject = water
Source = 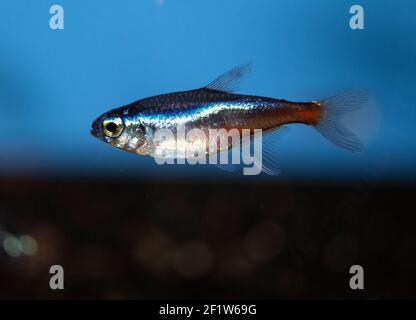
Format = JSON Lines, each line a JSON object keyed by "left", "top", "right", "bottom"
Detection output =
{"left": 0, "top": 0, "right": 415, "bottom": 181}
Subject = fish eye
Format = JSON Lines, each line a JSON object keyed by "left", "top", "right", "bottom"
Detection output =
{"left": 103, "top": 116, "right": 124, "bottom": 138}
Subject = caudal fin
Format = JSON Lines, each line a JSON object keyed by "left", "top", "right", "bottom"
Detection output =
{"left": 315, "top": 90, "right": 368, "bottom": 152}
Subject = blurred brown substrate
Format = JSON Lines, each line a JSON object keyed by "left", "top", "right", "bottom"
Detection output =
{"left": 0, "top": 178, "right": 415, "bottom": 299}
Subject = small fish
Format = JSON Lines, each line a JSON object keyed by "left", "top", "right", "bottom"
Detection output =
{"left": 91, "top": 64, "right": 366, "bottom": 175}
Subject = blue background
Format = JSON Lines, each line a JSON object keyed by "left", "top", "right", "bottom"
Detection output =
{"left": 0, "top": 0, "right": 415, "bottom": 181}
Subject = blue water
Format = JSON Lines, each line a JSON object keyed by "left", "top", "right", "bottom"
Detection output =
{"left": 0, "top": 0, "right": 415, "bottom": 181}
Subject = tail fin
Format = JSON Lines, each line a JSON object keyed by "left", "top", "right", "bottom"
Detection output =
{"left": 315, "top": 90, "right": 368, "bottom": 153}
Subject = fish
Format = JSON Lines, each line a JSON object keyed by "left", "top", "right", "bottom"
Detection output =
{"left": 91, "top": 64, "right": 366, "bottom": 175}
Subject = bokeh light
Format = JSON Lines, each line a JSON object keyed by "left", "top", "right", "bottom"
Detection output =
{"left": 3, "top": 235, "right": 21, "bottom": 257}
{"left": 19, "top": 235, "right": 38, "bottom": 256}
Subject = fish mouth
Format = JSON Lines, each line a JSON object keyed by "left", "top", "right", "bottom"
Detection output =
{"left": 90, "top": 128, "right": 97, "bottom": 137}
{"left": 90, "top": 119, "right": 103, "bottom": 139}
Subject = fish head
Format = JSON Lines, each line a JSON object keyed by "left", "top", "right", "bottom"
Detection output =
{"left": 91, "top": 109, "right": 150, "bottom": 155}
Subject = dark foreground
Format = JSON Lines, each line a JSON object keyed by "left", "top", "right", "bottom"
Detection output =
{"left": 0, "top": 178, "right": 414, "bottom": 299}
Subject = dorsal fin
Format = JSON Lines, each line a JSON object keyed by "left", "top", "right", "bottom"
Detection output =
{"left": 205, "top": 63, "right": 251, "bottom": 93}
